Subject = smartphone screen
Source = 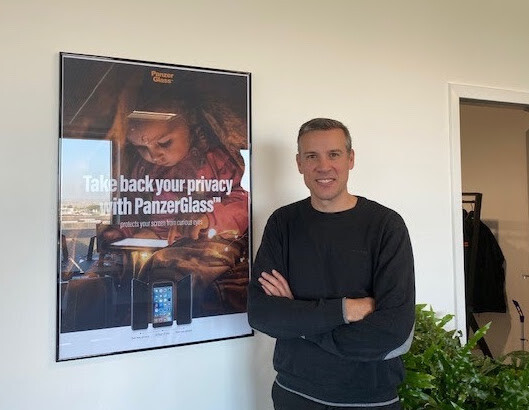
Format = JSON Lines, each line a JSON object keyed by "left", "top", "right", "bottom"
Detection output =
{"left": 131, "top": 278, "right": 149, "bottom": 330}
{"left": 176, "top": 274, "right": 192, "bottom": 325}
{"left": 152, "top": 281, "right": 174, "bottom": 327}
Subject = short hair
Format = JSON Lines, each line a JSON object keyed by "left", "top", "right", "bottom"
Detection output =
{"left": 297, "top": 118, "right": 352, "bottom": 152}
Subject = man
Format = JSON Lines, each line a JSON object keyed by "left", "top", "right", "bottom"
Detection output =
{"left": 248, "top": 118, "right": 415, "bottom": 409}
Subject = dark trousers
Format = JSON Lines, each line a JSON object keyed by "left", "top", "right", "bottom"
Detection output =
{"left": 272, "top": 382, "right": 402, "bottom": 410}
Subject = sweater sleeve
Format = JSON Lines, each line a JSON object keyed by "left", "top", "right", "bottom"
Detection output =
{"left": 303, "top": 213, "right": 416, "bottom": 361}
{"left": 247, "top": 211, "right": 346, "bottom": 339}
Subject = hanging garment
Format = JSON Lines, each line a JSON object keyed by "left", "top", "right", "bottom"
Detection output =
{"left": 464, "top": 211, "right": 506, "bottom": 313}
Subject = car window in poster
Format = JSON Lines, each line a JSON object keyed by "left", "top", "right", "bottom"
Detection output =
{"left": 57, "top": 53, "right": 252, "bottom": 361}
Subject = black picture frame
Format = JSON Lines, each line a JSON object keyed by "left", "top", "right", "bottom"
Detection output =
{"left": 57, "top": 52, "right": 252, "bottom": 361}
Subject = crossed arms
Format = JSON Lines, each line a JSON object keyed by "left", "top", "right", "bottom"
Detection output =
{"left": 259, "top": 269, "right": 375, "bottom": 323}
{"left": 247, "top": 210, "right": 416, "bottom": 362}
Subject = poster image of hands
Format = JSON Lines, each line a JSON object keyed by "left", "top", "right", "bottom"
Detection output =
{"left": 57, "top": 52, "right": 252, "bottom": 361}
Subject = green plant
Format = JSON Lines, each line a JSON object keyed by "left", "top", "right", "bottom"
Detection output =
{"left": 398, "top": 304, "right": 529, "bottom": 409}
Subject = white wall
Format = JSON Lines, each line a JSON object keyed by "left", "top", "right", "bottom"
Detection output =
{"left": 2, "top": 1, "right": 529, "bottom": 409}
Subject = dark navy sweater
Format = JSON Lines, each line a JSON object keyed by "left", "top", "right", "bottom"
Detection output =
{"left": 248, "top": 197, "right": 415, "bottom": 406}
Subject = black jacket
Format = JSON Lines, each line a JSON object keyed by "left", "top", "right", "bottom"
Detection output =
{"left": 464, "top": 212, "right": 506, "bottom": 313}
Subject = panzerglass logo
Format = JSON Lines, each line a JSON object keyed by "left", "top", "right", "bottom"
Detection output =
{"left": 151, "top": 70, "right": 174, "bottom": 84}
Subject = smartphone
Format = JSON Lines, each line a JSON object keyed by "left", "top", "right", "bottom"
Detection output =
{"left": 152, "top": 281, "right": 174, "bottom": 327}
{"left": 176, "top": 274, "right": 192, "bottom": 325}
{"left": 131, "top": 279, "right": 149, "bottom": 330}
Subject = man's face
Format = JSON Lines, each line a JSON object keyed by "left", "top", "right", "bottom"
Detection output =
{"left": 296, "top": 128, "right": 354, "bottom": 212}
{"left": 127, "top": 119, "right": 191, "bottom": 167}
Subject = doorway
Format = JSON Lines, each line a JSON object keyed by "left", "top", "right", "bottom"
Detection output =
{"left": 449, "top": 84, "right": 529, "bottom": 355}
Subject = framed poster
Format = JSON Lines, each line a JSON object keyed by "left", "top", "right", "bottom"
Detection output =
{"left": 57, "top": 52, "right": 252, "bottom": 361}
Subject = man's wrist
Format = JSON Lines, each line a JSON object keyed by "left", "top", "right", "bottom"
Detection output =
{"left": 342, "top": 297, "right": 350, "bottom": 324}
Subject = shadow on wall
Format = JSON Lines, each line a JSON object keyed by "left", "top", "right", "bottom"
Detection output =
{"left": 248, "top": 139, "right": 294, "bottom": 410}
{"left": 249, "top": 332, "right": 276, "bottom": 410}
{"left": 251, "top": 139, "right": 300, "bottom": 233}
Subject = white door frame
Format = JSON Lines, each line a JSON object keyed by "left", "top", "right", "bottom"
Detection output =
{"left": 449, "top": 83, "right": 529, "bottom": 337}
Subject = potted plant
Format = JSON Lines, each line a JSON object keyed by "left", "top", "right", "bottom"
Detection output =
{"left": 398, "top": 304, "right": 529, "bottom": 409}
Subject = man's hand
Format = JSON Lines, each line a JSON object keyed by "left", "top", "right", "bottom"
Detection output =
{"left": 258, "top": 269, "right": 294, "bottom": 300}
{"left": 344, "top": 297, "right": 375, "bottom": 322}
